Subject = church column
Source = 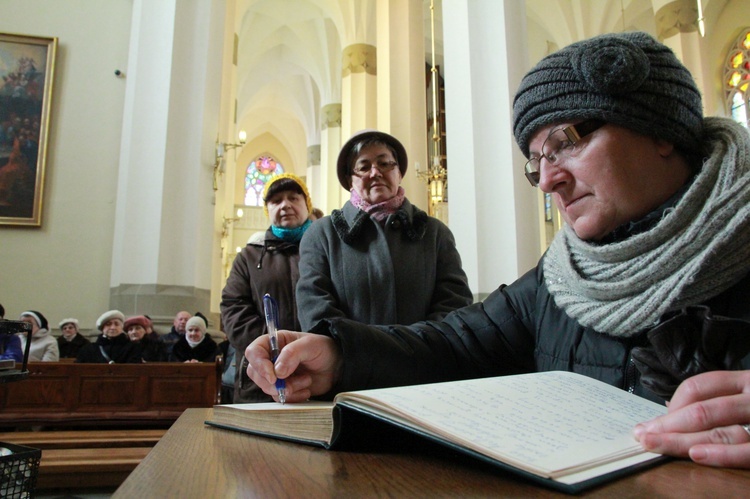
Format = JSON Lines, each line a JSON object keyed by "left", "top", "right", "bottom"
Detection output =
{"left": 110, "top": 0, "right": 224, "bottom": 324}
{"left": 376, "top": 0, "right": 428, "bottom": 211}
{"left": 306, "top": 144, "right": 322, "bottom": 212}
{"left": 319, "top": 103, "right": 342, "bottom": 213}
{"left": 653, "top": 0, "right": 713, "bottom": 114}
{"left": 442, "top": 0, "right": 539, "bottom": 300}
{"left": 339, "top": 43, "right": 377, "bottom": 207}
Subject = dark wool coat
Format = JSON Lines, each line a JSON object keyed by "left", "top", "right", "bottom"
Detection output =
{"left": 169, "top": 335, "right": 218, "bottom": 363}
{"left": 221, "top": 231, "right": 301, "bottom": 403}
{"left": 296, "top": 199, "right": 473, "bottom": 331}
{"left": 320, "top": 265, "right": 750, "bottom": 404}
{"left": 138, "top": 335, "right": 168, "bottom": 362}
{"left": 75, "top": 333, "right": 143, "bottom": 364}
{"left": 158, "top": 328, "right": 181, "bottom": 358}
{"left": 57, "top": 333, "right": 91, "bottom": 359}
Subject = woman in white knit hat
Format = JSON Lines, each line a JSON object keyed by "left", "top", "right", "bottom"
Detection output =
{"left": 170, "top": 315, "right": 218, "bottom": 363}
{"left": 56, "top": 318, "right": 90, "bottom": 359}
{"left": 75, "top": 310, "right": 141, "bottom": 363}
{"left": 19, "top": 310, "right": 59, "bottom": 362}
{"left": 245, "top": 32, "right": 750, "bottom": 469}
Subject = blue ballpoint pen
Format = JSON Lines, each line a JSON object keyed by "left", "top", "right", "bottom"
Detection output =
{"left": 262, "top": 293, "right": 286, "bottom": 404}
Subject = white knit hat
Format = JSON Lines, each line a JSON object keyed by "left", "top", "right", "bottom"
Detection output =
{"left": 96, "top": 310, "right": 125, "bottom": 331}
{"left": 186, "top": 315, "right": 207, "bottom": 334}
{"left": 58, "top": 318, "right": 79, "bottom": 330}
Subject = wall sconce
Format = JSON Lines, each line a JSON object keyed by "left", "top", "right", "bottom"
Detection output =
{"left": 213, "top": 130, "right": 247, "bottom": 191}
{"left": 221, "top": 208, "right": 244, "bottom": 240}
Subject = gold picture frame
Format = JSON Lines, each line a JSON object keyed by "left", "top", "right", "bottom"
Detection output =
{"left": 0, "top": 32, "right": 57, "bottom": 227}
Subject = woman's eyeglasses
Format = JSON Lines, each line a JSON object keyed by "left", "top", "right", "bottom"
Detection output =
{"left": 523, "top": 120, "right": 604, "bottom": 187}
{"left": 352, "top": 160, "right": 398, "bottom": 177}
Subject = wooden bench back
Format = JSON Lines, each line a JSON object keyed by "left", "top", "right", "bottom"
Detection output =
{"left": 0, "top": 360, "right": 222, "bottom": 427}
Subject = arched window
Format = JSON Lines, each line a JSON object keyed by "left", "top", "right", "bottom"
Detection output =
{"left": 725, "top": 28, "right": 750, "bottom": 128}
{"left": 244, "top": 156, "right": 285, "bottom": 206}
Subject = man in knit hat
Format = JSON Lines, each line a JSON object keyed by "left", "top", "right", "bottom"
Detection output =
{"left": 19, "top": 310, "right": 59, "bottom": 361}
{"left": 57, "top": 318, "right": 91, "bottom": 359}
{"left": 245, "top": 32, "right": 750, "bottom": 469}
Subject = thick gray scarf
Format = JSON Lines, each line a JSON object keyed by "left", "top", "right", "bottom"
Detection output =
{"left": 543, "top": 117, "right": 750, "bottom": 337}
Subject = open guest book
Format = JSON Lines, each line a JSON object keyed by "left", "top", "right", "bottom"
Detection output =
{"left": 206, "top": 371, "right": 668, "bottom": 493}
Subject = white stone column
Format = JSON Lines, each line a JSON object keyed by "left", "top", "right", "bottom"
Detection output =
{"left": 339, "top": 43, "right": 378, "bottom": 207}
{"left": 320, "top": 103, "right": 343, "bottom": 213}
{"left": 376, "top": 0, "right": 428, "bottom": 212}
{"left": 653, "top": 0, "right": 712, "bottom": 115}
{"left": 306, "top": 144, "right": 322, "bottom": 213}
{"left": 443, "top": 0, "right": 539, "bottom": 300}
{"left": 111, "top": 0, "right": 224, "bottom": 323}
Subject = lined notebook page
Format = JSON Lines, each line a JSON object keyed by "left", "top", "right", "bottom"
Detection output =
{"left": 337, "top": 371, "right": 667, "bottom": 478}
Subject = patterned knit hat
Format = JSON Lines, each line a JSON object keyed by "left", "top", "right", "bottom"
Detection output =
{"left": 337, "top": 130, "right": 408, "bottom": 190}
{"left": 513, "top": 31, "right": 703, "bottom": 158}
{"left": 262, "top": 173, "right": 313, "bottom": 217}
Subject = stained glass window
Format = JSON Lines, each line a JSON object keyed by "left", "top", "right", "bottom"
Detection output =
{"left": 244, "top": 156, "right": 285, "bottom": 206}
{"left": 725, "top": 28, "right": 750, "bottom": 128}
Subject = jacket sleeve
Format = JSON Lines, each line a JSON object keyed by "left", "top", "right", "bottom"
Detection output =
{"left": 220, "top": 251, "right": 265, "bottom": 353}
{"left": 426, "top": 222, "right": 474, "bottom": 320}
{"left": 42, "top": 338, "right": 60, "bottom": 362}
{"left": 322, "top": 268, "right": 539, "bottom": 394}
{"left": 0, "top": 335, "right": 24, "bottom": 363}
{"left": 296, "top": 222, "right": 348, "bottom": 331}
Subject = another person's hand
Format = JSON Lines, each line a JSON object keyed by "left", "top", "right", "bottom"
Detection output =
{"left": 634, "top": 370, "right": 750, "bottom": 468}
{"left": 245, "top": 331, "right": 343, "bottom": 403}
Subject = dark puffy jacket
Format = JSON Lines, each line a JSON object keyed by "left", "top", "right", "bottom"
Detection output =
{"left": 75, "top": 333, "right": 143, "bottom": 364}
{"left": 57, "top": 333, "right": 91, "bottom": 359}
{"left": 170, "top": 335, "right": 218, "bottom": 363}
{"left": 323, "top": 264, "right": 750, "bottom": 404}
{"left": 221, "top": 231, "right": 301, "bottom": 403}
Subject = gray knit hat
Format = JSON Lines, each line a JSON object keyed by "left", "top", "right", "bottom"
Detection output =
{"left": 513, "top": 31, "right": 703, "bottom": 158}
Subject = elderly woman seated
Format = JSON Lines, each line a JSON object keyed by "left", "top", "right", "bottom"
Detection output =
{"left": 76, "top": 310, "right": 142, "bottom": 364}
{"left": 57, "top": 318, "right": 91, "bottom": 359}
{"left": 125, "top": 315, "right": 167, "bottom": 362}
{"left": 19, "top": 311, "right": 59, "bottom": 362}
{"left": 169, "top": 316, "right": 218, "bottom": 363}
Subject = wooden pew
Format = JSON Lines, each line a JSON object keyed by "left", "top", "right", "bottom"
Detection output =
{"left": 0, "top": 360, "right": 222, "bottom": 428}
{"left": 0, "top": 360, "right": 223, "bottom": 490}
{"left": 0, "top": 429, "right": 168, "bottom": 489}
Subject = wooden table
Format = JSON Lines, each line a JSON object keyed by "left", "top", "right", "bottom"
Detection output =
{"left": 114, "top": 408, "right": 750, "bottom": 498}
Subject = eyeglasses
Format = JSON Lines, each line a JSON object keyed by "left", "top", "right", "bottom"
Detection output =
{"left": 352, "top": 160, "right": 398, "bottom": 177}
{"left": 523, "top": 120, "right": 605, "bottom": 187}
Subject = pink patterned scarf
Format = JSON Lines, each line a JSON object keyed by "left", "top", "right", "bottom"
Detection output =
{"left": 350, "top": 186, "right": 405, "bottom": 222}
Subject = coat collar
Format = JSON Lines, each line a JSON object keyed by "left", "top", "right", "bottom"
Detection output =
{"left": 331, "top": 199, "right": 428, "bottom": 245}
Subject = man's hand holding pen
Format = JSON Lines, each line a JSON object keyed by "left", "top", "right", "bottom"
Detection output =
{"left": 245, "top": 330, "right": 343, "bottom": 403}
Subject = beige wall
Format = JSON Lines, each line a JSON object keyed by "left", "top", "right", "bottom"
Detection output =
{"left": 0, "top": 0, "right": 132, "bottom": 330}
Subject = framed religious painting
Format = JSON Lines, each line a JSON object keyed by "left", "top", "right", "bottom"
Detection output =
{"left": 0, "top": 32, "right": 57, "bottom": 227}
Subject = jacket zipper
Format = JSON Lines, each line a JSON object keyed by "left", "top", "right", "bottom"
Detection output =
{"left": 624, "top": 356, "right": 637, "bottom": 394}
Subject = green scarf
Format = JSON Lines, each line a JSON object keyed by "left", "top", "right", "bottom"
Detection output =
{"left": 271, "top": 219, "right": 312, "bottom": 243}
